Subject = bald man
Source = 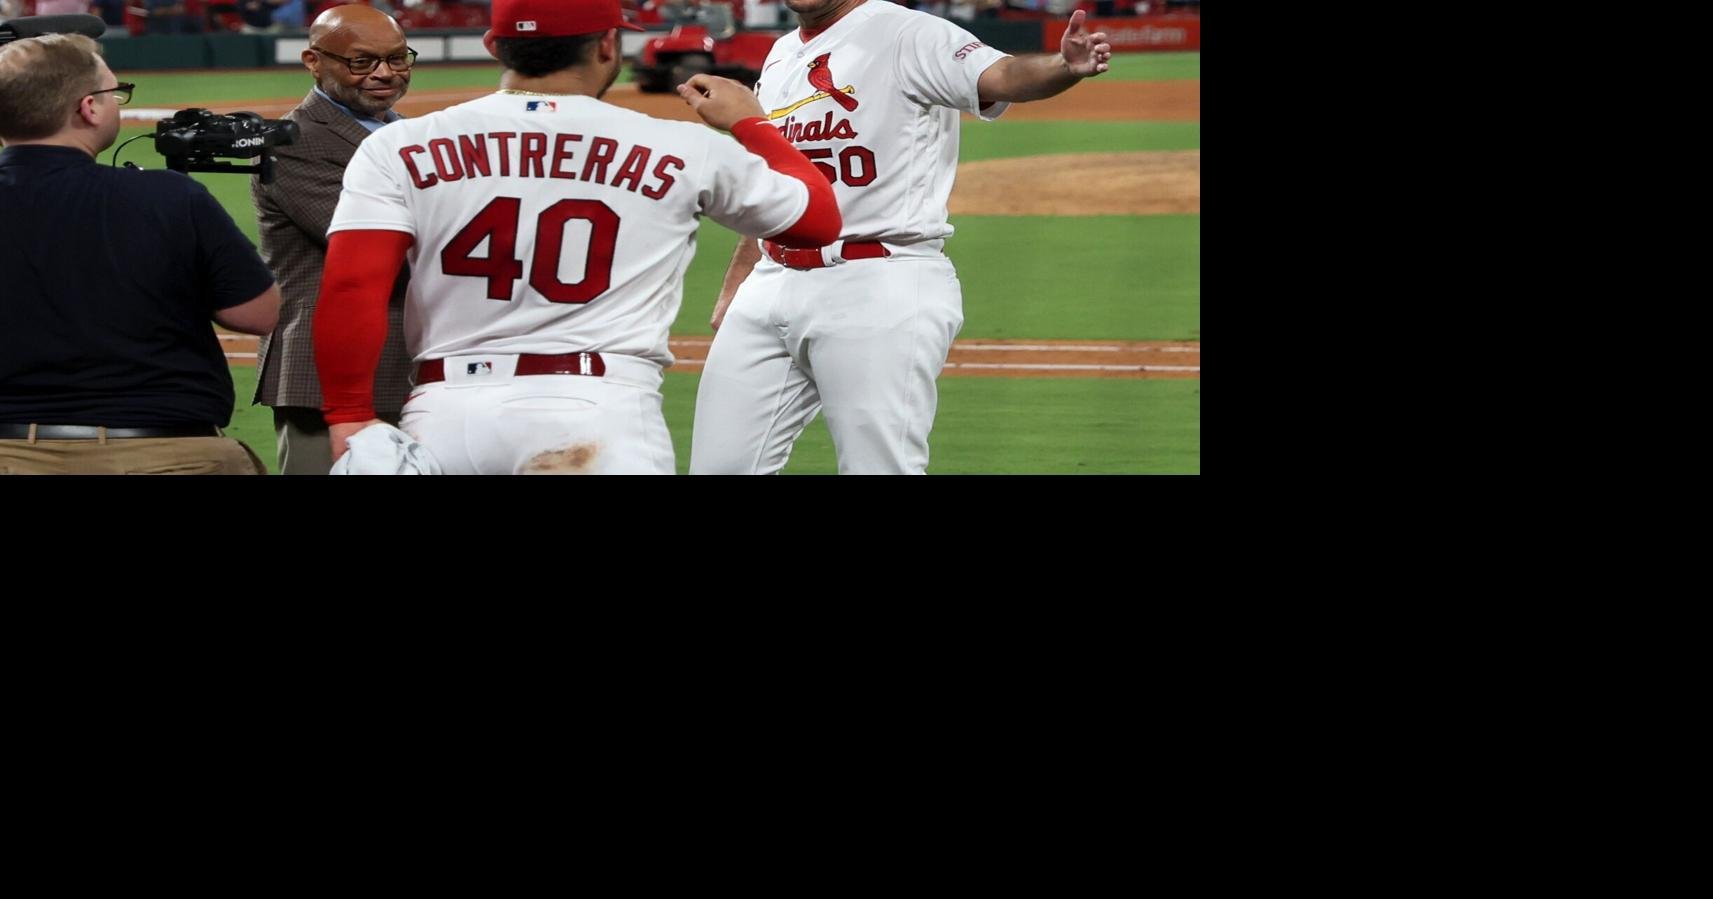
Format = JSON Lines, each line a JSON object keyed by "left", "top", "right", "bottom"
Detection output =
{"left": 250, "top": 4, "right": 417, "bottom": 474}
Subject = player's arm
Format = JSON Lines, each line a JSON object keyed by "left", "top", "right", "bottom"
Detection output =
{"left": 313, "top": 228, "right": 414, "bottom": 461}
{"left": 711, "top": 238, "right": 763, "bottom": 331}
{"left": 977, "top": 10, "right": 1112, "bottom": 104}
{"left": 678, "top": 74, "right": 841, "bottom": 248}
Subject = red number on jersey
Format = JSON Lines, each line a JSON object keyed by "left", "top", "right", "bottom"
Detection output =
{"left": 838, "top": 146, "right": 876, "bottom": 187}
{"left": 531, "top": 199, "right": 620, "bottom": 304}
{"left": 797, "top": 145, "right": 877, "bottom": 187}
{"left": 441, "top": 196, "right": 621, "bottom": 305}
{"left": 801, "top": 147, "right": 839, "bottom": 184}
{"left": 441, "top": 196, "right": 524, "bottom": 301}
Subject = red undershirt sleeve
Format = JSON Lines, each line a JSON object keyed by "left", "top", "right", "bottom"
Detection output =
{"left": 729, "top": 116, "right": 842, "bottom": 248}
{"left": 314, "top": 229, "right": 414, "bottom": 424}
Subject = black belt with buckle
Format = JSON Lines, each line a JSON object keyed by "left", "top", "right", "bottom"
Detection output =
{"left": 0, "top": 424, "right": 222, "bottom": 439}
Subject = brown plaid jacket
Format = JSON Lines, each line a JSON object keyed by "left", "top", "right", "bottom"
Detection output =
{"left": 250, "top": 90, "right": 412, "bottom": 420}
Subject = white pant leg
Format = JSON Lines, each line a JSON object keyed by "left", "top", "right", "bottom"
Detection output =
{"left": 690, "top": 267, "right": 822, "bottom": 475}
{"left": 400, "top": 387, "right": 476, "bottom": 475}
{"left": 798, "top": 258, "right": 964, "bottom": 475}
{"left": 401, "top": 356, "right": 672, "bottom": 475}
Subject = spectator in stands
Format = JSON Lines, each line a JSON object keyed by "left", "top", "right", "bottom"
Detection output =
{"left": 90, "top": 0, "right": 129, "bottom": 28}
{"left": 239, "top": 0, "right": 305, "bottom": 32}
{"left": 35, "top": 1, "right": 93, "bottom": 15}
{"left": 743, "top": 0, "right": 780, "bottom": 28}
{"left": 145, "top": 0, "right": 202, "bottom": 33}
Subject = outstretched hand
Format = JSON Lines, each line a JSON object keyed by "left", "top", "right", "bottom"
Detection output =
{"left": 1061, "top": 9, "right": 1113, "bottom": 78}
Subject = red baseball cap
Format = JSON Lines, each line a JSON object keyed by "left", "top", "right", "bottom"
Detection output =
{"left": 489, "top": 0, "right": 644, "bottom": 37}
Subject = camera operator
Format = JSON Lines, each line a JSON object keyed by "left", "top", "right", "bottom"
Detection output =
{"left": 0, "top": 34, "right": 281, "bottom": 475}
{"left": 250, "top": 2, "right": 412, "bottom": 475}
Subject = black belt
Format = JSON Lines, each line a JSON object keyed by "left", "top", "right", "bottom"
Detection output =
{"left": 0, "top": 424, "right": 222, "bottom": 439}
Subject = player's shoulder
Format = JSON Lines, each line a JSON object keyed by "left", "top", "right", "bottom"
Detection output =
{"left": 860, "top": 0, "right": 931, "bottom": 27}
{"left": 839, "top": 2, "right": 945, "bottom": 49}
{"left": 864, "top": 1, "right": 971, "bottom": 36}
{"left": 864, "top": 0, "right": 913, "bottom": 20}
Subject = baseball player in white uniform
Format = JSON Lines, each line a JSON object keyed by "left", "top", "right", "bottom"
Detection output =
{"left": 689, "top": 0, "right": 1112, "bottom": 474}
{"left": 312, "top": 0, "right": 840, "bottom": 474}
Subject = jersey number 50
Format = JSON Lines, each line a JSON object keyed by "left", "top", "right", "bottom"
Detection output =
{"left": 441, "top": 196, "right": 619, "bottom": 304}
{"left": 800, "top": 146, "right": 876, "bottom": 187}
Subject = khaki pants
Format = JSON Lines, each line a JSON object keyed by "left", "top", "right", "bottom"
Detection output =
{"left": 0, "top": 432, "right": 266, "bottom": 475}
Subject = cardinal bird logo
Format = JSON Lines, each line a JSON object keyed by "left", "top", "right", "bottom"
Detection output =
{"left": 806, "top": 53, "right": 858, "bottom": 112}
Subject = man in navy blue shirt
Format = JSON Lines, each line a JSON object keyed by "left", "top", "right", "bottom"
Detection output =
{"left": 0, "top": 33, "right": 281, "bottom": 475}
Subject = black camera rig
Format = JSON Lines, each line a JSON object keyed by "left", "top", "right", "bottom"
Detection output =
{"left": 1, "top": 16, "right": 300, "bottom": 184}
{"left": 152, "top": 109, "right": 300, "bottom": 185}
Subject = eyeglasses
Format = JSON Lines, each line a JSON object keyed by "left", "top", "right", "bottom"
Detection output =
{"left": 311, "top": 46, "right": 418, "bottom": 76}
{"left": 88, "top": 82, "right": 134, "bottom": 106}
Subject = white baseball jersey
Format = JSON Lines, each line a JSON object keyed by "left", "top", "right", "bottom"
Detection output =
{"left": 752, "top": 1, "right": 1010, "bottom": 247}
{"left": 328, "top": 92, "right": 811, "bottom": 367}
{"left": 690, "top": 3, "right": 1015, "bottom": 475}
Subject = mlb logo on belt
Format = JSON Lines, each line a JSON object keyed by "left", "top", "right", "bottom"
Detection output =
{"left": 467, "top": 361, "right": 493, "bottom": 375}
{"left": 526, "top": 100, "right": 557, "bottom": 112}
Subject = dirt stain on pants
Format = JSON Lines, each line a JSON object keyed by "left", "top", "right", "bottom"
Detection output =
{"left": 522, "top": 443, "right": 600, "bottom": 474}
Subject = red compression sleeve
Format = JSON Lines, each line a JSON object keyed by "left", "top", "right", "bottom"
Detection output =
{"left": 729, "top": 116, "right": 842, "bottom": 248}
{"left": 314, "top": 229, "right": 413, "bottom": 424}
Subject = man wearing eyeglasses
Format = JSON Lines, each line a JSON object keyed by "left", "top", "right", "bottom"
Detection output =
{"left": 0, "top": 34, "right": 281, "bottom": 475}
{"left": 250, "top": 2, "right": 416, "bottom": 475}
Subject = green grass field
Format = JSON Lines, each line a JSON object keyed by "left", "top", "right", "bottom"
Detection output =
{"left": 670, "top": 216, "right": 1199, "bottom": 340}
{"left": 113, "top": 50, "right": 1196, "bottom": 105}
{"left": 225, "top": 365, "right": 1201, "bottom": 475}
{"left": 138, "top": 53, "right": 1200, "bottom": 474}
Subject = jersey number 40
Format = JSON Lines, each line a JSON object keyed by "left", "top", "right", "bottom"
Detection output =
{"left": 441, "top": 196, "right": 619, "bottom": 304}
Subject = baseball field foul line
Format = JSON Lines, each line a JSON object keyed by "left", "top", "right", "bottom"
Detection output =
{"left": 220, "top": 335, "right": 1200, "bottom": 379}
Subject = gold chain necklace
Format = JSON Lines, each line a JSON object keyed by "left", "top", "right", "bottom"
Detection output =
{"left": 497, "top": 88, "right": 579, "bottom": 97}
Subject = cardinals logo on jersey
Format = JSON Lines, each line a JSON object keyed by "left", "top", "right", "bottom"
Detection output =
{"left": 769, "top": 52, "right": 858, "bottom": 120}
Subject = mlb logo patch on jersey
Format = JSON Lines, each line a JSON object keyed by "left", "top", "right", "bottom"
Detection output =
{"left": 526, "top": 100, "right": 557, "bottom": 112}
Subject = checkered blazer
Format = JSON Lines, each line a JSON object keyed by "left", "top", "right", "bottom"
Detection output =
{"left": 250, "top": 90, "right": 413, "bottom": 419}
